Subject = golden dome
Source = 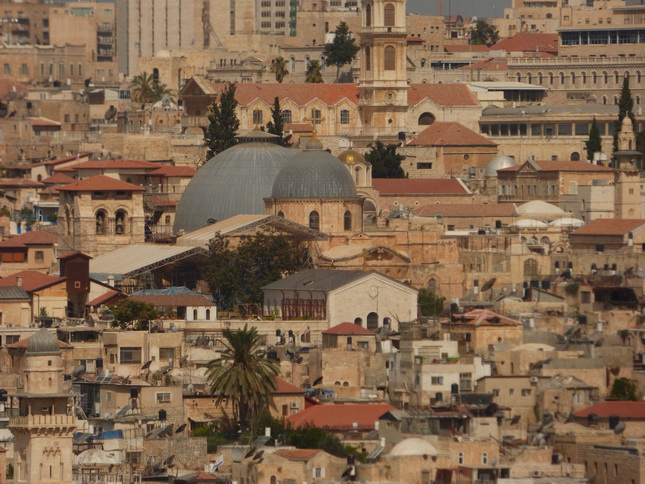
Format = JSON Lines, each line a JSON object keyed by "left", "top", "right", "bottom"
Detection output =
{"left": 338, "top": 149, "right": 366, "bottom": 165}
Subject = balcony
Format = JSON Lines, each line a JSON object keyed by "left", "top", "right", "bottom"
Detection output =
{"left": 10, "top": 414, "right": 77, "bottom": 429}
{"left": 359, "top": 26, "right": 406, "bottom": 35}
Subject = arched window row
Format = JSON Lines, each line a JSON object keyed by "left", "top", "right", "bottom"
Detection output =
{"left": 95, "top": 209, "right": 130, "bottom": 235}
{"left": 517, "top": 70, "right": 638, "bottom": 86}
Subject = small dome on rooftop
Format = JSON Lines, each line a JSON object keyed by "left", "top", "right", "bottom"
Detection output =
{"left": 485, "top": 155, "right": 518, "bottom": 177}
{"left": 389, "top": 438, "right": 438, "bottom": 457}
{"left": 27, "top": 329, "right": 60, "bottom": 355}
{"left": 338, "top": 149, "right": 366, "bottom": 165}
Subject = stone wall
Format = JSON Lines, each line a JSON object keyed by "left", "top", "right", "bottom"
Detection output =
{"left": 143, "top": 436, "right": 209, "bottom": 472}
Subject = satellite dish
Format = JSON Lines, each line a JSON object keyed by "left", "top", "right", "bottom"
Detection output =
{"left": 141, "top": 360, "right": 153, "bottom": 371}
{"left": 163, "top": 455, "right": 175, "bottom": 467}
{"left": 72, "top": 365, "right": 86, "bottom": 378}
{"left": 253, "top": 450, "right": 264, "bottom": 460}
{"left": 180, "top": 355, "right": 189, "bottom": 365}
{"left": 614, "top": 422, "right": 627, "bottom": 435}
{"left": 161, "top": 96, "right": 172, "bottom": 106}
{"left": 481, "top": 277, "right": 496, "bottom": 292}
{"left": 175, "top": 423, "right": 187, "bottom": 433}
{"left": 115, "top": 404, "right": 132, "bottom": 418}
{"left": 244, "top": 447, "right": 256, "bottom": 459}
{"left": 313, "top": 376, "right": 323, "bottom": 386}
{"left": 104, "top": 105, "right": 117, "bottom": 120}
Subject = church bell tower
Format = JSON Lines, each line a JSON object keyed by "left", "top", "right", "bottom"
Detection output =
{"left": 614, "top": 116, "right": 642, "bottom": 219}
{"left": 358, "top": 0, "right": 409, "bottom": 133}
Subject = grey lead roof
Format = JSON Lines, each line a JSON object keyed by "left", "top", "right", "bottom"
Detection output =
{"left": 262, "top": 269, "right": 372, "bottom": 292}
{"left": 0, "top": 286, "right": 29, "bottom": 300}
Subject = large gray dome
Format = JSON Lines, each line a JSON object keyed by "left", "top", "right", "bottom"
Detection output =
{"left": 271, "top": 140, "right": 357, "bottom": 199}
{"left": 484, "top": 155, "right": 518, "bottom": 177}
{"left": 174, "top": 132, "right": 295, "bottom": 233}
{"left": 27, "top": 329, "right": 60, "bottom": 354}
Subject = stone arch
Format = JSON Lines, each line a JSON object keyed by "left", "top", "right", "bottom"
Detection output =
{"left": 570, "top": 71, "right": 576, "bottom": 84}
{"left": 559, "top": 72, "right": 565, "bottom": 85}
{"left": 418, "top": 112, "right": 436, "bottom": 125}
{"left": 541, "top": 236, "right": 550, "bottom": 245}
{"left": 384, "top": 46, "right": 395, "bottom": 70}
{"left": 384, "top": 3, "right": 395, "bottom": 26}
{"left": 570, "top": 152, "right": 580, "bottom": 161}
{"left": 367, "top": 312, "right": 379, "bottom": 330}
{"left": 365, "top": 46, "right": 371, "bottom": 71}
{"left": 516, "top": 72, "right": 521, "bottom": 82}
{"left": 524, "top": 258, "right": 538, "bottom": 277}
{"left": 591, "top": 71, "right": 597, "bottom": 83}
{"left": 603, "top": 71, "right": 608, "bottom": 84}
{"left": 344, "top": 210, "right": 352, "bottom": 231}
{"left": 527, "top": 72, "right": 532, "bottom": 84}
{"left": 614, "top": 70, "right": 619, "bottom": 84}
{"left": 602, "top": 95, "right": 607, "bottom": 105}
{"left": 115, "top": 209, "right": 128, "bottom": 235}
{"left": 365, "top": 2, "right": 372, "bottom": 26}
{"left": 354, "top": 317, "right": 363, "bottom": 325}
{"left": 581, "top": 71, "right": 587, "bottom": 84}
{"left": 309, "top": 210, "right": 320, "bottom": 230}
{"left": 420, "top": 58, "right": 427, "bottom": 68}
{"left": 537, "top": 72, "right": 543, "bottom": 84}
{"left": 95, "top": 209, "right": 108, "bottom": 235}
{"left": 549, "top": 72, "right": 554, "bottom": 84}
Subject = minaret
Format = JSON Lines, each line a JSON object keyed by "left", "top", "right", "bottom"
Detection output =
{"left": 358, "top": 0, "right": 409, "bottom": 133}
{"left": 9, "top": 330, "right": 75, "bottom": 483}
{"left": 614, "top": 116, "right": 642, "bottom": 219}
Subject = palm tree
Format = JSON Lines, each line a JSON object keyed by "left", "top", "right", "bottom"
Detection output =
{"left": 129, "top": 72, "right": 156, "bottom": 103}
{"left": 151, "top": 82, "right": 173, "bottom": 103}
{"left": 305, "top": 60, "right": 324, "bottom": 83}
{"left": 270, "top": 56, "right": 289, "bottom": 83}
{"left": 206, "top": 325, "right": 279, "bottom": 427}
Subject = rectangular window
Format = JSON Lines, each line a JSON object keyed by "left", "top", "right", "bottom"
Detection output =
{"left": 417, "top": 162, "right": 433, "bottom": 170}
{"left": 5, "top": 335, "right": 19, "bottom": 345}
{"left": 70, "top": 64, "right": 74, "bottom": 76}
{"left": 35, "top": 250, "right": 44, "bottom": 261}
{"left": 252, "top": 110, "right": 263, "bottom": 125}
{"left": 78, "top": 64, "right": 83, "bottom": 77}
{"left": 40, "top": 63, "right": 45, "bottom": 76}
{"left": 282, "top": 110, "right": 292, "bottom": 124}
{"left": 340, "top": 110, "right": 350, "bottom": 124}
{"left": 581, "top": 291, "right": 591, "bottom": 303}
{"left": 521, "top": 388, "right": 532, "bottom": 396}
{"left": 575, "top": 123, "right": 589, "bottom": 136}
{"left": 357, "top": 341, "right": 369, "bottom": 350}
{"left": 120, "top": 347, "right": 142, "bottom": 364}
{"left": 106, "top": 391, "right": 112, "bottom": 402}
{"left": 558, "top": 123, "right": 572, "bottom": 136}
{"left": 156, "top": 392, "right": 171, "bottom": 403}
{"left": 20, "top": 63, "right": 28, "bottom": 76}
{"left": 3, "top": 64, "right": 10, "bottom": 76}
{"left": 492, "top": 389, "right": 500, "bottom": 397}
{"left": 159, "top": 347, "right": 174, "bottom": 361}
{"left": 431, "top": 376, "right": 444, "bottom": 385}
{"left": 531, "top": 124, "right": 542, "bottom": 136}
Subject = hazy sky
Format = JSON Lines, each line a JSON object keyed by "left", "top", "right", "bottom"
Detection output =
{"left": 407, "top": 0, "right": 511, "bottom": 18}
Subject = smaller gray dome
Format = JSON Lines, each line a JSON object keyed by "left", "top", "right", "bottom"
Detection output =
{"left": 485, "top": 155, "right": 518, "bottom": 177}
{"left": 27, "top": 329, "right": 60, "bottom": 354}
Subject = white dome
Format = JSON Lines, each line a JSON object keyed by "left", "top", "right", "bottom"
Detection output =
{"left": 550, "top": 217, "right": 585, "bottom": 228}
{"left": 511, "top": 219, "right": 548, "bottom": 228}
{"left": 517, "top": 200, "right": 566, "bottom": 216}
{"left": 484, "top": 155, "right": 518, "bottom": 177}
{"left": 389, "top": 438, "right": 438, "bottom": 457}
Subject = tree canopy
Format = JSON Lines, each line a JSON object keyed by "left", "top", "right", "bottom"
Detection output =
{"left": 613, "top": 76, "right": 637, "bottom": 152}
{"left": 204, "top": 82, "right": 240, "bottom": 160}
{"left": 585, "top": 117, "right": 602, "bottom": 162}
{"left": 305, "top": 60, "right": 324, "bottom": 83}
{"left": 129, "top": 72, "right": 172, "bottom": 104}
{"left": 469, "top": 20, "right": 500, "bottom": 47}
{"left": 418, "top": 288, "right": 445, "bottom": 317}
{"left": 270, "top": 56, "right": 289, "bottom": 83}
{"left": 266, "top": 96, "right": 287, "bottom": 145}
{"left": 365, "top": 141, "right": 406, "bottom": 178}
{"left": 108, "top": 299, "right": 158, "bottom": 330}
{"left": 206, "top": 232, "right": 307, "bottom": 310}
{"left": 322, "top": 22, "right": 360, "bottom": 81}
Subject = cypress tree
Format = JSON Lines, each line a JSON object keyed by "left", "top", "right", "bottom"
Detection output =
{"left": 266, "top": 97, "right": 286, "bottom": 146}
{"left": 585, "top": 117, "right": 602, "bottom": 162}
{"left": 204, "top": 82, "right": 240, "bottom": 160}
{"left": 613, "top": 76, "right": 636, "bottom": 152}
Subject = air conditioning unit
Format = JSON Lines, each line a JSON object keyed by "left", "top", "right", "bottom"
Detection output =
{"left": 290, "top": 402, "right": 299, "bottom": 409}
{"left": 530, "top": 376, "right": 539, "bottom": 383}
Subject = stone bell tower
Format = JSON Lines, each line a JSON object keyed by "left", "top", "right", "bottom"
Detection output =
{"left": 358, "top": 0, "right": 409, "bottom": 133}
{"left": 9, "top": 330, "right": 75, "bottom": 483}
{"left": 614, "top": 116, "right": 642, "bottom": 219}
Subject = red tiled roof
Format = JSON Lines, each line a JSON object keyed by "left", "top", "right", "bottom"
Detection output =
{"left": 574, "top": 401, "right": 645, "bottom": 419}
{"left": 58, "top": 251, "right": 92, "bottom": 260}
{"left": 0, "top": 231, "right": 57, "bottom": 248}
{"left": 56, "top": 159, "right": 161, "bottom": 172}
{"left": 286, "top": 403, "right": 396, "bottom": 430}
{"left": 444, "top": 44, "right": 490, "bottom": 53}
{"left": 460, "top": 57, "right": 508, "bottom": 71}
{"left": 571, "top": 219, "right": 645, "bottom": 236}
{"left": 0, "top": 79, "right": 28, "bottom": 100}
{"left": 28, "top": 117, "right": 61, "bottom": 127}
{"left": 127, "top": 294, "right": 216, "bottom": 307}
{"left": 407, "top": 36, "right": 424, "bottom": 42}
{"left": 407, "top": 83, "right": 479, "bottom": 107}
{"left": 0, "top": 178, "right": 45, "bottom": 188}
{"left": 445, "top": 309, "right": 521, "bottom": 326}
{"left": 42, "top": 173, "right": 76, "bottom": 185}
{"left": 285, "top": 123, "right": 314, "bottom": 132}
{"left": 416, "top": 203, "right": 517, "bottom": 218}
{"left": 273, "top": 449, "right": 321, "bottom": 461}
{"left": 274, "top": 378, "right": 306, "bottom": 394}
{"left": 29, "top": 152, "right": 93, "bottom": 167}
{"left": 491, "top": 33, "right": 558, "bottom": 53}
{"left": 498, "top": 160, "right": 614, "bottom": 173}
{"left": 87, "top": 290, "right": 124, "bottom": 307}
{"left": 409, "top": 122, "right": 496, "bottom": 147}
{"left": 322, "top": 322, "right": 376, "bottom": 336}
{"left": 149, "top": 165, "right": 197, "bottom": 177}
{"left": 147, "top": 196, "right": 177, "bottom": 207}
{"left": 373, "top": 178, "right": 470, "bottom": 195}
{"left": 0, "top": 270, "right": 63, "bottom": 292}
{"left": 57, "top": 175, "right": 145, "bottom": 192}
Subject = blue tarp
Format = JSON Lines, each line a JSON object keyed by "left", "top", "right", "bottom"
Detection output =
{"left": 131, "top": 286, "right": 202, "bottom": 296}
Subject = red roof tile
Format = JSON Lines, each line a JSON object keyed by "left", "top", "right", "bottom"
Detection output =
{"left": 407, "top": 83, "right": 479, "bottom": 107}
{"left": 574, "top": 401, "right": 645, "bottom": 419}
{"left": 409, "top": 122, "right": 496, "bottom": 147}
{"left": 147, "top": 196, "right": 177, "bottom": 207}
{"left": 286, "top": 403, "right": 396, "bottom": 430}
{"left": 58, "top": 251, "right": 92, "bottom": 260}
{"left": 571, "top": 219, "right": 645, "bottom": 236}
{"left": 0, "top": 79, "right": 28, "bottom": 100}
{"left": 127, "top": 294, "right": 216, "bottom": 307}
{"left": 28, "top": 116, "right": 61, "bottom": 127}
{"left": 407, "top": 36, "right": 424, "bottom": 42}
{"left": 57, "top": 175, "right": 145, "bottom": 192}
{"left": 273, "top": 449, "right": 321, "bottom": 461}
{"left": 42, "top": 173, "right": 76, "bottom": 185}
{"left": 87, "top": 290, "right": 124, "bottom": 307}
{"left": 30, "top": 152, "right": 93, "bottom": 167}
{"left": 322, "top": 322, "right": 376, "bottom": 336}
{"left": 445, "top": 309, "right": 521, "bottom": 326}
{"left": 56, "top": 159, "right": 161, "bottom": 172}
{"left": 149, "top": 165, "right": 197, "bottom": 177}
{"left": 0, "top": 270, "right": 63, "bottom": 292}
{"left": 416, "top": 203, "right": 517, "bottom": 218}
{"left": 498, "top": 160, "right": 613, "bottom": 173}
{"left": 373, "top": 178, "right": 470, "bottom": 195}
{"left": 491, "top": 33, "right": 558, "bottom": 53}
{"left": 0, "top": 178, "right": 44, "bottom": 188}
{"left": 0, "top": 231, "right": 57, "bottom": 248}
{"left": 274, "top": 378, "right": 306, "bottom": 394}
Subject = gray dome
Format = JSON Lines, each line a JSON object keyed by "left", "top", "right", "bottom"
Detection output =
{"left": 271, "top": 142, "right": 357, "bottom": 199}
{"left": 174, "top": 135, "right": 295, "bottom": 233}
{"left": 27, "top": 329, "right": 60, "bottom": 354}
{"left": 484, "top": 155, "right": 518, "bottom": 177}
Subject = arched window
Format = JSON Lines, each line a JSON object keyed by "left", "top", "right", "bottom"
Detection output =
{"left": 524, "top": 258, "right": 538, "bottom": 276}
{"left": 549, "top": 72, "right": 554, "bottom": 84}
{"left": 591, "top": 71, "right": 597, "bottom": 83}
{"left": 354, "top": 317, "right": 363, "bottom": 325}
{"left": 66, "top": 207, "right": 73, "bottom": 236}
{"left": 541, "top": 236, "right": 550, "bottom": 245}
{"left": 614, "top": 96, "right": 619, "bottom": 105}
{"left": 384, "top": 46, "right": 395, "bottom": 70}
{"left": 570, "top": 152, "right": 580, "bottom": 161}
{"left": 614, "top": 71, "right": 619, "bottom": 83}
{"left": 305, "top": 56, "right": 311, "bottom": 69}
{"left": 516, "top": 72, "right": 521, "bottom": 82}
{"left": 346, "top": 336, "right": 352, "bottom": 346}
{"left": 428, "top": 278, "right": 438, "bottom": 293}
{"left": 205, "top": 309, "right": 210, "bottom": 319}
{"left": 367, "top": 312, "right": 379, "bottom": 330}
{"left": 320, "top": 56, "right": 325, "bottom": 71}
{"left": 365, "top": 46, "right": 371, "bottom": 71}
{"left": 384, "top": 3, "right": 395, "bottom": 26}
{"left": 603, "top": 71, "right": 608, "bottom": 83}
{"left": 309, "top": 210, "right": 320, "bottom": 230}
{"left": 602, "top": 95, "right": 607, "bottom": 105}
{"left": 165, "top": 215, "right": 171, "bottom": 225}
{"left": 570, "top": 72, "right": 575, "bottom": 84}
{"left": 537, "top": 72, "right": 543, "bottom": 84}
{"left": 252, "top": 110, "right": 263, "bottom": 125}
{"left": 282, "top": 109, "right": 292, "bottom": 124}
{"left": 581, "top": 72, "right": 586, "bottom": 84}
{"left": 546, "top": 12, "right": 552, "bottom": 18}
{"left": 637, "top": 71, "right": 642, "bottom": 83}
{"left": 95, "top": 210, "right": 107, "bottom": 235}
{"left": 115, "top": 210, "right": 127, "bottom": 235}
{"left": 344, "top": 210, "right": 352, "bottom": 231}
{"left": 193, "top": 309, "right": 198, "bottom": 320}
{"left": 418, "top": 112, "right": 435, "bottom": 125}
{"left": 152, "top": 67, "right": 160, "bottom": 83}
{"left": 559, "top": 72, "right": 565, "bottom": 84}
{"left": 527, "top": 73, "right": 532, "bottom": 84}
{"left": 420, "top": 58, "right": 427, "bottom": 68}
{"left": 365, "top": 3, "right": 372, "bottom": 27}
{"left": 355, "top": 167, "right": 361, "bottom": 185}
{"left": 277, "top": 211, "right": 284, "bottom": 218}
{"left": 271, "top": 476, "right": 277, "bottom": 484}
{"left": 290, "top": 57, "right": 296, "bottom": 72}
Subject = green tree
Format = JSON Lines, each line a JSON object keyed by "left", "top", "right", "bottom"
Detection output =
{"left": 613, "top": 76, "right": 637, "bottom": 152}
{"left": 365, "top": 141, "right": 406, "bottom": 178}
{"left": 266, "top": 96, "right": 287, "bottom": 146}
{"left": 469, "top": 20, "right": 500, "bottom": 47}
{"left": 204, "top": 82, "right": 240, "bottom": 160}
{"left": 206, "top": 232, "right": 307, "bottom": 310}
{"left": 585, "top": 117, "right": 602, "bottom": 162}
{"left": 206, "top": 325, "right": 279, "bottom": 426}
{"left": 130, "top": 72, "right": 171, "bottom": 103}
{"left": 418, "top": 288, "right": 445, "bottom": 317}
{"left": 270, "top": 56, "right": 289, "bottom": 83}
{"left": 109, "top": 300, "right": 158, "bottom": 330}
{"left": 151, "top": 82, "right": 173, "bottom": 103}
{"left": 322, "top": 21, "right": 360, "bottom": 82}
{"left": 609, "top": 377, "right": 639, "bottom": 401}
{"left": 305, "top": 60, "right": 324, "bottom": 83}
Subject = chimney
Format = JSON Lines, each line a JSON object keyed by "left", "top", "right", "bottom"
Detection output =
{"left": 107, "top": 275, "right": 115, "bottom": 287}
{"left": 16, "top": 276, "right": 22, "bottom": 287}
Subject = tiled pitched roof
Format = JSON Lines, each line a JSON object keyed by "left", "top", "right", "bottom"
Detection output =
{"left": 127, "top": 294, "right": 216, "bottom": 307}
{"left": 447, "top": 309, "right": 521, "bottom": 326}
{"left": 30, "top": 152, "right": 93, "bottom": 167}
{"left": 286, "top": 403, "right": 396, "bottom": 430}
{"left": 407, "top": 83, "right": 479, "bottom": 107}
{"left": 571, "top": 219, "right": 645, "bottom": 236}
{"left": 498, "top": 160, "right": 613, "bottom": 173}
{"left": 0, "top": 79, "right": 28, "bottom": 100}
{"left": 273, "top": 449, "right": 321, "bottom": 461}
{"left": 0, "top": 270, "right": 63, "bottom": 292}
{"left": 57, "top": 175, "right": 145, "bottom": 192}
{"left": 491, "top": 33, "right": 558, "bottom": 53}
{"left": 0, "top": 286, "right": 29, "bottom": 300}
{"left": 149, "top": 165, "right": 197, "bottom": 177}
{"left": 147, "top": 196, "right": 177, "bottom": 207}
{"left": 87, "top": 290, "right": 124, "bottom": 307}
{"left": 409, "top": 122, "right": 496, "bottom": 147}
{"left": 56, "top": 159, "right": 161, "bottom": 172}
{"left": 8, "top": 333, "right": 72, "bottom": 349}
{"left": 274, "top": 378, "right": 306, "bottom": 394}
{"left": 574, "top": 401, "right": 645, "bottom": 419}
{"left": 373, "top": 178, "right": 470, "bottom": 195}
{"left": 28, "top": 116, "right": 61, "bottom": 127}
{"left": 58, "top": 251, "right": 92, "bottom": 260}
{"left": 416, "top": 203, "right": 517, "bottom": 218}
{"left": 42, "top": 173, "right": 76, "bottom": 185}
{"left": 0, "top": 178, "right": 44, "bottom": 188}
{"left": 0, "top": 230, "right": 57, "bottom": 247}
{"left": 322, "top": 322, "right": 376, "bottom": 336}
